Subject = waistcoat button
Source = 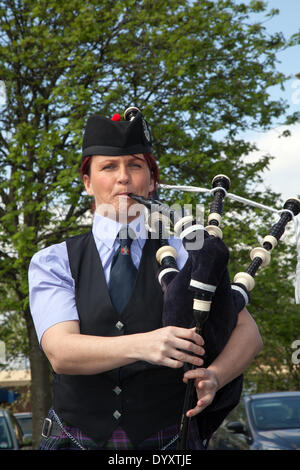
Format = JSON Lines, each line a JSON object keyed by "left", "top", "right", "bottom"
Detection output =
{"left": 113, "top": 410, "right": 121, "bottom": 420}
{"left": 115, "top": 321, "right": 124, "bottom": 330}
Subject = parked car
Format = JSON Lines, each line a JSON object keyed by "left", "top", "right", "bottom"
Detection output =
{"left": 14, "top": 412, "right": 32, "bottom": 443}
{"left": 0, "top": 409, "right": 27, "bottom": 450}
{"left": 208, "top": 391, "right": 300, "bottom": 450}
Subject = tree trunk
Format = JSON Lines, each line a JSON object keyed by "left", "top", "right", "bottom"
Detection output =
{"left": 26, "top": 310, "right": 52, "bottom": 449}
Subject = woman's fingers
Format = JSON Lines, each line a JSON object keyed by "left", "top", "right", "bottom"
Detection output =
{"left": 164, "top": 326, "right": 205, "bottom": 367}
{"left": 182, "top": 368, "right": 219, "bottom": 417}
{"left": 144, "top": 326, "right": 205, "bottom": 368}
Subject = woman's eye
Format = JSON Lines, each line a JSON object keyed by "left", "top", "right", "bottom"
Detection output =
{"left": 101, "top": 162, "right": 142, "bottom": 170}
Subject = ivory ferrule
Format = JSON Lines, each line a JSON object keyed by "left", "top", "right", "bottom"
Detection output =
{"left": 208, "top": 212, "right": 222, "bottom": 224}
{"left": 212, "top": 174, "right": 231, "bottom": 185}
{"left": 193, "top": 298, "right": 211, "bottom": 312}
{"left": 233, "top": 272, "right": 255, "bottom": 291}
{"left": 262, "top": 235, "right": 278, "bottom": 250}
{"left": 156, "top": 245, "right": 178, "bottom": 264}
{"left": 205, "top": 224, "right": 223, "bottom": 239}
{"left": 250, "top": 247, "right": 271, "bottom": 267}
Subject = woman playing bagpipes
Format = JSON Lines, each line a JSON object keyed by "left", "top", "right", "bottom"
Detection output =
{"left": 28, "top": 108, "right": 263, "bottom": 450}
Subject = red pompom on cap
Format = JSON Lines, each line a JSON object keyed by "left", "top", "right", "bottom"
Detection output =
{"left": 111, "top": 113, "right": 121, "bottom": 121}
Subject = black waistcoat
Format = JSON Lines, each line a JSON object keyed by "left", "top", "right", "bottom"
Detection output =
{"left": 52, "top": 232, "right": 186, "bottom": 447}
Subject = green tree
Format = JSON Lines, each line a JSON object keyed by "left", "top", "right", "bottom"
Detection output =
{"left": 225, "top": 211, "right": 300, "bottom": 393}
{"left": 0, "top": 0, "right": 299, "bottom": 447}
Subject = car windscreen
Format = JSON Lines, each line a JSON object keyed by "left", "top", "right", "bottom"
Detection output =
{"left": 16, "top": 416, "right": 32, "bottom": 435}
{"left": 0, "top": 416, "right": 13, "bottom": 449}
{"left": 249, "top": 396, "right": 300, "bottom": 431}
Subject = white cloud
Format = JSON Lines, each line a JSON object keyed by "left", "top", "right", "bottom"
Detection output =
{"left": 244, "top": 123, "right": 300, "bottom": 201}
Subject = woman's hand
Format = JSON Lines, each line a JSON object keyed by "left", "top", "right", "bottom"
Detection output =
{"left": 179, "top": 307, "right": 263, "bottom": 418}
{"left": 140, "top": 326, "right": 205, "bottom": 369}
{"left": 182, "top": 367, "right": 219, "bottom": 418}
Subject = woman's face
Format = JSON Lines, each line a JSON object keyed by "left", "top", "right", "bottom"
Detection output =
{"left": 83, "top": 154, "right": 155, "bottom": 221}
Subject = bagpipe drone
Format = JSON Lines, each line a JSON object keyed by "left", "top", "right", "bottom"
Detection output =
{"left": 124, "top": 106, "right": 300, "bottom": 450}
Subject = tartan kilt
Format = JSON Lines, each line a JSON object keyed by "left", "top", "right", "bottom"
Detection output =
{"left": 38, "top": 408, "right": 204, "bottom": 451}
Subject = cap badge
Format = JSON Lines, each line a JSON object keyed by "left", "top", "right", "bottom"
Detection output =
{"left": 142, "top": 118, "right": 151, "bottom": 143}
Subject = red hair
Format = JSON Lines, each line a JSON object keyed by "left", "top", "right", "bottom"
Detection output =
{"left": 80, "top": 153, "right": 160, "bottom": 196}
{"left": 80, "top": 156, "right": 93, "bottom": 178}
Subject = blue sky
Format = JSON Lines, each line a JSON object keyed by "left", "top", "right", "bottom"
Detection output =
{"left": 252, "top": 0, "right": 300, "bottom": 116}
{"left": 261, "top": 0, "right": 300, "bottom": 75}
{"left": 242, "top": 0, "right": 300, "bottom": 202}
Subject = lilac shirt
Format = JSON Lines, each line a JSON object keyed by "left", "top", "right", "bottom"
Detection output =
{"left": 28, "top": 213, "right": 188, "bottom": 343}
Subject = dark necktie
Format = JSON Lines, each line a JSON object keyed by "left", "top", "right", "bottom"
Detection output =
{"left": 108, "top": 226, "right": 138, "bottom": 313}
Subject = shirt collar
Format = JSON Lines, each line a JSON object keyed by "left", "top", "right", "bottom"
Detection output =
{"left": 92, "top": 212, "right": 147, "bottom": 250}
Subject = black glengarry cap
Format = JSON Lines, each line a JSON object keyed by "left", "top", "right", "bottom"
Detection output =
{"left": 82, "top": 110, "right": 152, "bottom": 159}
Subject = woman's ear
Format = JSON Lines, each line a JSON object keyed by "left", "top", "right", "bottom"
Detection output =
{"left": 83, "top": 174, "right": 94, "bottom": 196}
{"left": 148, "top": 174, "right": 155, "bottom": 197}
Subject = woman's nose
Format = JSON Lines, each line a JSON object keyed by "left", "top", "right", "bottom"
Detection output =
{"left": 117, "top": 165, "right": 130, "bottom": 183}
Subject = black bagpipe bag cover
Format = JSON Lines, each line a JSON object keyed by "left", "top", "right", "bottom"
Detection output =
{"left": 162, "top": 234, "right": 243, "bottom": 441}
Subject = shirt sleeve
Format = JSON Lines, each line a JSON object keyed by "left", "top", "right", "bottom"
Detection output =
{"left": 28, "top": 241, "right": 79, "bottom": 344}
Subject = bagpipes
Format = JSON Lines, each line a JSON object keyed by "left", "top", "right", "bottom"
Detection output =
{"left": 124, "top": 107, "right": 300, "bottom": 449}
